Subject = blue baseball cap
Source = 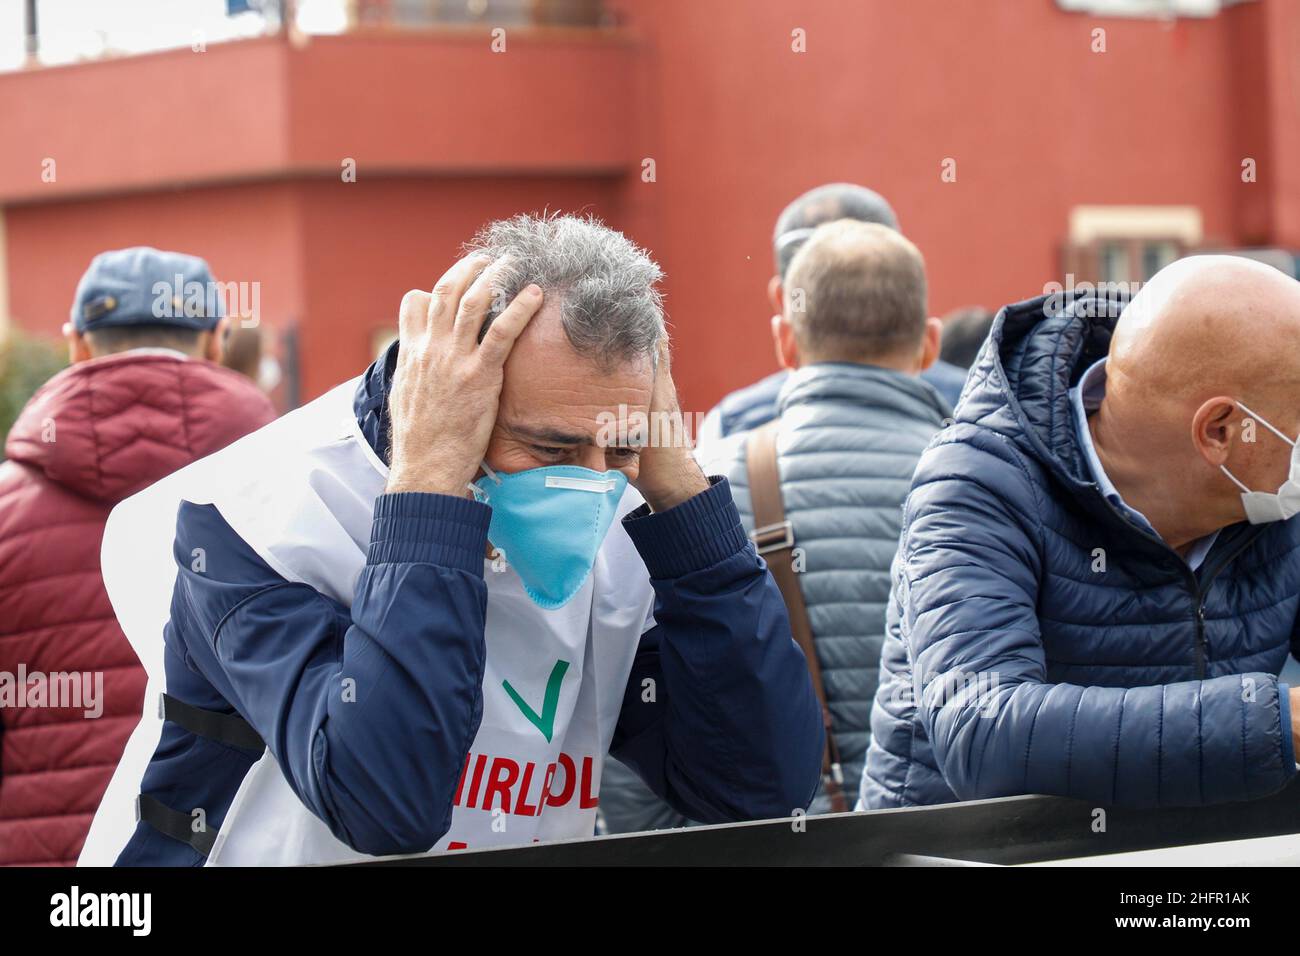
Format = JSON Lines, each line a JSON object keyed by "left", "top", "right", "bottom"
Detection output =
{"left": 71, "top": 246, "right": 225, "bottom": 333}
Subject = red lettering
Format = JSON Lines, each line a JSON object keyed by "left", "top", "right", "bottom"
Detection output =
{"left": 579, "top": 756, "right": 599, "bottom": 809}
{"left": 451, "top": 752, "right": 601, "bottom": 816}
{"left": 548, "top": 753, "right": 577, "bottom": 807}
{"left": 515, "top": 761, "right": 539, "bottom": 817}
{"left": 483, "top": 757, "right": 520, "bottom": 814}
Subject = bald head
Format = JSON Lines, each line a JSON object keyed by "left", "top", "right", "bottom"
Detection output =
{"left": 1090, "top": 254, "right": 1300, "bottom": 545}
{"left": 783, "top": 219, "right": 927, "bottom": 364}
{"left": 1110, "top": 255, "right": 1300, "bottom": 408}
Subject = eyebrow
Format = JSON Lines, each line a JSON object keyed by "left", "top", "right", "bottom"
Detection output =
{"left": 507, "top": 423, "right": 592, "bottom": 446}
{"left": 506, "top": 422, "right": 640, "bottom": 449}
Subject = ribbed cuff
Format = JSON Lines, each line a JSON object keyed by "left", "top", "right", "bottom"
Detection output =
{"left": 367, "top": 492, "right": 491, "bottom": 575}
{"left": 622, "top": 476, "right": 748, "bottom": 579}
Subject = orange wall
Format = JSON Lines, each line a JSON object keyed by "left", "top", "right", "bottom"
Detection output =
{"left": 608, "top": 0, "right": 1262, "bottom": 413}
{"left": 2, "top": 0, "right": 1295, "bottom": 416}
{"left": 0, "top": 28, "right": 643, "bottom": 405}
{"left": 0, "top": 39, "right": 292, "bottom": 203}
{"left": 284, "top": 31, "right": 640, "bottom": 175}
{"left": 5, "top": 182, "right": 305, "bottom": 344}
{"left": 293, "top": 175, "right": 625, "bottom": 398}
{"left": 5, "top": 175, "right": 625, "bottom": 401}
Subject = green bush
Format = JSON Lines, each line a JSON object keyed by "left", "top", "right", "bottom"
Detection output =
{"left": 0, "top": 328, "right": 68, "bottom": 461}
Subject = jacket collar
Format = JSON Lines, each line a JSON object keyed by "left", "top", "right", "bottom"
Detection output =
{"left": 775, "top": 361, "right": 948, "bottom": 425}
{"left": 353, "top": 341, "right": 398, "bottom": 464}
{"left": 967, "top": 290, "right": 1118, "bottom": 489}
{"left": 966, "top": 291, "right": 1268, "bottom": 565}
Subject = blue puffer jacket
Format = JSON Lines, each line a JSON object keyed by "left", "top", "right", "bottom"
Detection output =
{"left": 862, "top": 291, "right": 1300, "bottom": 810}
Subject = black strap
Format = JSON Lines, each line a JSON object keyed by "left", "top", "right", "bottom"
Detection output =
{"left": 136, "top": 794, "right": 218, "bottom": 857}
{"left": 160, "top": 693, "right": 265, "bottom": 752}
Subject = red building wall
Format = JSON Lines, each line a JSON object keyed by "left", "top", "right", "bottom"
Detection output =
{"left": 608, "top": 0, "right": 1277, "bottom": 410}
{"left": 294, "top": 176, "right": 625, "bottom": 398}
{"left": 2, "top": 0, "right": 1296, "bottom": 414}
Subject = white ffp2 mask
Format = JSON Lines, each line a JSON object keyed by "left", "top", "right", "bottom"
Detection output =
{"left": 1221, "top": 400, "right": 1300, "bottom": 524}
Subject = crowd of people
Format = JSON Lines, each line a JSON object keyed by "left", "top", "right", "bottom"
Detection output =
{"left": 2, "top": 181, "right": 1299, "bottom": 867}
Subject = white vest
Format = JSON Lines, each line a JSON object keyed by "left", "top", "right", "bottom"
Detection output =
{"left": 79, "top": 378, "right": 655, "bottom": 866}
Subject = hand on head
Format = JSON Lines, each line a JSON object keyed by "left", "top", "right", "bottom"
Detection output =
{"left": 384, "top": 254, "right": 544, "bottom": 497}
{"left": 385, "top": 248, "right": 705, "bottom": 513}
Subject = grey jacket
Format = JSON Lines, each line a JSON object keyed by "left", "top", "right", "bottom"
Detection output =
{"left": 598, "top": 362, "right": 949, "bottom": 831}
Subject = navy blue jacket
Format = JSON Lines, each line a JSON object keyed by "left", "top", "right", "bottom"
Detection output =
{"left": 862, "top": 292, "right": 1300, "bottom": 809}
{"left": 117, "top": 352, "right": 823, "bottom": 864}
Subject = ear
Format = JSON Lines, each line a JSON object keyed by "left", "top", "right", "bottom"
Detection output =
{"left": 207, "top": 317, "right": 229, "bottom": 363}
{"left": 917, "top": 316, "right": 943, "bottom": 372}
{"left": 767, "top": 275, "right": 784, "bottom": 314}
{"left": 64, "top": 323, "right": 92, "bottom": 364}
{"left": 772, "top": 313, "right": 799, "bottom": 370}
{"left": 1191, "top": 396, "right": 1239, "bottom": 467}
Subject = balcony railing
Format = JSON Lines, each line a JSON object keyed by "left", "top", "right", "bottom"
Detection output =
{"left": 3, "top": 0, "right": 615, "bottom": 74}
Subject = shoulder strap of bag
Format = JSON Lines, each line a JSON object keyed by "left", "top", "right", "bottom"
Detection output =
{"left": 744, "top": 419, "right": 849, "bottom": 812}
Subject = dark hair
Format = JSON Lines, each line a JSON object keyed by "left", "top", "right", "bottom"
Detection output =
{"left": 83, "top": 323, "right": 205, "bottom": 357}
{"left": 938, "top": 307, "right": 995, "bottom": 369}
{"left": 773, "top": 183, "right": 899, "bottom": 277}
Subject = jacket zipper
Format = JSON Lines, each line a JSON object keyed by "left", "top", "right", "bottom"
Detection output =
{"left": 1091, "top": 490, "right": 1262, "bottom": 680}
{"left": 1190, "top": 527, "right": 1265, "bottom": 678}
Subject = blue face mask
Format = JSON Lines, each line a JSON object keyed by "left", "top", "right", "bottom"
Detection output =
{"left": 472, "top": 463, "right": 629, "bottom": 610}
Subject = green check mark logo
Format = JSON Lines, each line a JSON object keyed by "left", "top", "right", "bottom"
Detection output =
{"left": 503, "top": 659, "right": 570, "bottom": 743}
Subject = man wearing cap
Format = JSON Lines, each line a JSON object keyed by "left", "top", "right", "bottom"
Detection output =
{"left": 0, "top": 247, "right": 276, "bottom": 866}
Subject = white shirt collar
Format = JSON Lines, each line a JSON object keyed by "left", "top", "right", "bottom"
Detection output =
{"left": 123, "top": 347, "right": 191, "bottom": 361}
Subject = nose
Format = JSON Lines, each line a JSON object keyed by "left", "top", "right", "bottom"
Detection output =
{"left": 575, "top": 446, "right": 609, "bottom": 472}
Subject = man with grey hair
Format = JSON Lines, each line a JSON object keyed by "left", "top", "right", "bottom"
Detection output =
{"left": 91, "top": 213, "right": 824, "bottom": 866}
{"left": 600, "top": 219, "right": 947, "bottom": 832}
{"left": 695, "top": 182, "right": 966, "bottom": 457}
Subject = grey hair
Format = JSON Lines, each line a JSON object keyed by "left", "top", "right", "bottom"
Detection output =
{"left": 772, "top": 183, "right": 899, "bottom": 277}
{"left": 464, "top": 212, "right": 665, "bottom": 369}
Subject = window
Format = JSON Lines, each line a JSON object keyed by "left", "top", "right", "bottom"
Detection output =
{"left": 1142, "top": 241, "right": 1180, "bottom": 279}
{"left": 1098, "top": 242, "right": 1132, "bottom": 284}
{"left": 1061, "top": 205, "right": 1203, "bottom": 286}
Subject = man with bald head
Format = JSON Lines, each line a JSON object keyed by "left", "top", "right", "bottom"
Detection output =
{"left": 863, "top": 255, "right": 1300, "bottom": 809}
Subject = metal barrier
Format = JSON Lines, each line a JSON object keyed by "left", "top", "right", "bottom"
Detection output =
{"left": 349, "top": 776, "right": 1300, "bottom": 866}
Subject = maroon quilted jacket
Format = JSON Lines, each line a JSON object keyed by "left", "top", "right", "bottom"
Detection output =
{"left": 0, "top": 351, "right": 276, "bottom": 865}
